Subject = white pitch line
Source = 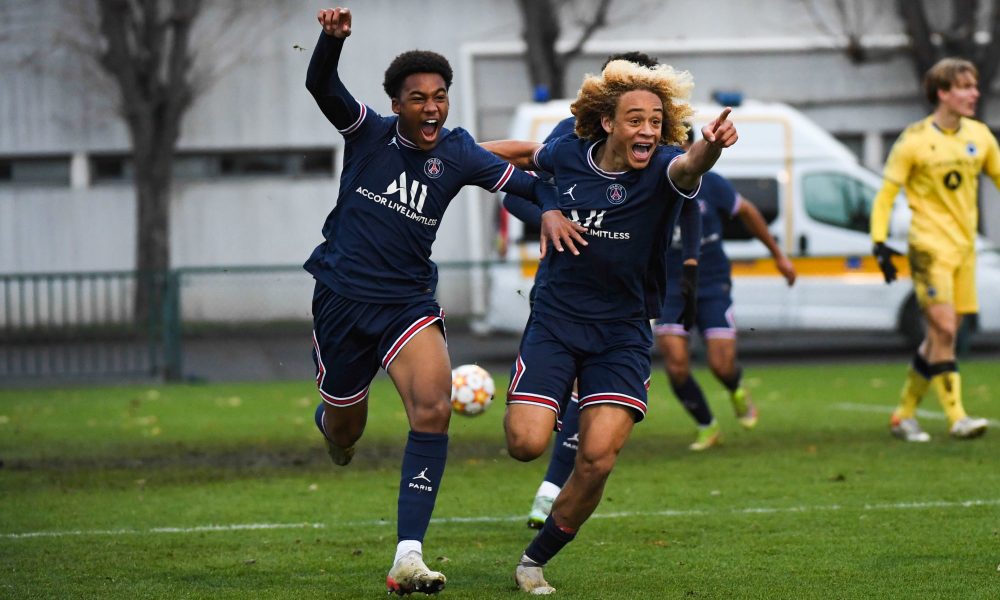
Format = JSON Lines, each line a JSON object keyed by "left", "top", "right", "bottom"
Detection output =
{"left": 5, "top": 498, "right": 999, "bottom": 540}
{"left": 5, "top": 522, "right": 326, "bottom": 539}
{"left": 834, "top": 402, "right": 1000, "bottom": 427}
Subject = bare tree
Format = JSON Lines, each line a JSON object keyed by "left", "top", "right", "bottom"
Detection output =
{"left": 802, "top": 0, "right": 1000, "bottom": 115}
{"left": 516, "top": 0, "right": 613, "bottom": 99}
{"left": 897, "top": 0, "right": 1000, "bottom": 115}
{"left": 95, "top": 0, "right": 201, "bottom": 324}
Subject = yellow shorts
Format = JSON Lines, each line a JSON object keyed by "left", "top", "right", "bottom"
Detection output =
{"left": 907, "top": 244, "right": 977, "bottom": 313}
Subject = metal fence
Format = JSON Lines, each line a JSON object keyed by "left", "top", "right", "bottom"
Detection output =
{"left": 0, "top": 261, "right": 489, "bottom": 385}
{"left": 0, "top": 270, "right": 180, "bottom": 383}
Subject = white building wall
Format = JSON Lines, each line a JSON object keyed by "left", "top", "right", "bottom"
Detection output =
{"left": 2, "top": 0, "right": 999, "bottom": 321}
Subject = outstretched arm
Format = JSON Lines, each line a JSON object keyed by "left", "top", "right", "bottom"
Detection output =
{"left": 669, "top": 108, "right": 738, "bottom": 190}
{"left": 305, "top": 8, "right": 361, "bottom": 130}
{"left": 736, "top": 196, "right": 796, "bottom": 286}
{"left": 480, "top": 140, "right": 542, "bottom": 171}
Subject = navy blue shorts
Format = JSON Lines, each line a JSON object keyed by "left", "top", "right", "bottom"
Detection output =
{"left": 507, "top": 312, "right": 652, "bottom": 424}
{"left": 311, "top": 282, "right": 445, "bottom": 407}
{"left": 654, "top": 291, "right": 735, "bottom": 340}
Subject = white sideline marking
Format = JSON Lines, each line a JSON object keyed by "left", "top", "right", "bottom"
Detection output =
{"left": 5, "top": 522, "right": 326, "bottom": 539}
{"left": 834, "top": 402, "right": 1000, "bottom": 427}
{"left": 6, "top": 498, "right": 999, "bottom": 540}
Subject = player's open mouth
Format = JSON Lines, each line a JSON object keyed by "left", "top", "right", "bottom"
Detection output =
{"left": 420, "top": 119, "right": 440, "bottom": 139}
{"left": 632, "top": 143, "right": 652, "bottom": 161}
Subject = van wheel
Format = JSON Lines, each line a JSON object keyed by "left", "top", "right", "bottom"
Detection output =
{"left": 898, "top": 293, "right": 925, "bottom": 349}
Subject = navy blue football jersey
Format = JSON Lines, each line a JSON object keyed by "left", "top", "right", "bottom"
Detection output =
{"left": 668, "top": 171, "right": 739, "bottom": 296}
{"left": 304, "top": 33, "right": 548, "bottom": 303}
{"left": 531, "top": 136, "right": 695, "bottom": 321}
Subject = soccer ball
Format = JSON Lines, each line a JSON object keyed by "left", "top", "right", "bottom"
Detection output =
{"left": 450, "top": 364, "right": 495, "bottom": 416}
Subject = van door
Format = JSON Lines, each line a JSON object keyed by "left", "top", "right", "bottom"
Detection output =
{"left": 790, "top": 166, "right": 910, "bottom": 329}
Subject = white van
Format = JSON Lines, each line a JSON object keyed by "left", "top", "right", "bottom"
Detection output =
{"left": 486, "top": 99, "right": 1000, "bottom": 345}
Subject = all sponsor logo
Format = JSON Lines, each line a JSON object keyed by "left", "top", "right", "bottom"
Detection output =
{"left": 385, "top": 172, "right": 428, "bottom": 212}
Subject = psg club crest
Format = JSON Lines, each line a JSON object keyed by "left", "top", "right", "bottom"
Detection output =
{"left": 606, "top": 183, "right": 627, "bottom": 205}
{"left": 424, "top": 157, "right": 444, "bottom": 179}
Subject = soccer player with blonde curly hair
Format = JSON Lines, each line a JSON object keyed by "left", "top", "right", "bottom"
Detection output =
{"left": 484, "top": 59, "right": 737, "bottom": 594}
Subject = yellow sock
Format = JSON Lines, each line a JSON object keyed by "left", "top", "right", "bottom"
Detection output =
{"left": 930, "top": 370, "right": 966, "bottom": 425}
{"left": 895, "top": 368, "right": 929, "bottom": 419}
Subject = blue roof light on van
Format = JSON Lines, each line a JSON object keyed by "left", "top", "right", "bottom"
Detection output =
{"left": 711, "top": 90, "right": 743, "bottom": 107}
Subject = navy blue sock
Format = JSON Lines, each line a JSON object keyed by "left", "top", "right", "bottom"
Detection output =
{"left": 912, "top": 353, "right": 931, "bottom": 379}
{"left": 718, "top": 366, "right": 743, "bottom": 393}
{"left": 543, "top": 397, "right": 579, "bottom": 488}
{"left": 397, "top": 430, "right": 448, "bottom": 542}
{"left": 523, "top": 515, "right": 577, "bottom": 566}
{"left": 671, "top": 376, "right": 713, "bottom": 426}
{"left": 314, "top": 401, "right": 328, "bottom": 439}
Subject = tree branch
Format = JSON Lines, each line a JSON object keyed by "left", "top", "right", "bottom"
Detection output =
{"left": 560, "top": 0, "right": 612, "bottom": 63}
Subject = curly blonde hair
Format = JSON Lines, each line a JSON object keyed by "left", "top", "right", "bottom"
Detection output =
{"left": 571, "top": 59, "right": 694, "bottom": 146}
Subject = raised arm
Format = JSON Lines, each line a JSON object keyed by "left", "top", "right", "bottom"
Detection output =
{"left": 736, "top": 196, "right": 796, "bottom": 286}
{"left": 668, "top": 108, "right": 738, "bottom": 190}
{"left": 305, "top": 7, "right": 362, "bottom": 130}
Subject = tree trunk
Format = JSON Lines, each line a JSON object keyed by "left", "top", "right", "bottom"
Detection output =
{"left": 131, "top": 126, "right": 175, "bottom": 325}
{"left": 96, "top": 0, "right": 199, "bottom": 324}
{"left": 517, "top": 0, "right": 565, "bottom": 99}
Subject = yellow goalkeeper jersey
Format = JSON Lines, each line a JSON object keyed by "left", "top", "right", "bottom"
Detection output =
{"left": 871, "top": 115, "right": 1000, "bottom": 251}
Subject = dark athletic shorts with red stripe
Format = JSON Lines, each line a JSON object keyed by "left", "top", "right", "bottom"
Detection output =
{"left": 311, "top": 281, "right": 445, "bottom": 407}
{"left": 507, "top": 311, "right": 652, "bottom": 425}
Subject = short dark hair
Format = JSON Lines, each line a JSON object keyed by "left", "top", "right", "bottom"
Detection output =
{"left": 601, "top": 51, "right": 659, "bottom": 70}
{"left": 383, "top": 50, "right": 454, "bottom": 98}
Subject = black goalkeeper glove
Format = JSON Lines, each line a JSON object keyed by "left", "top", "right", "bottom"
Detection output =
{"left": 873, "top": 242, "right": 900, "bottom": 284}
{"left": 677, "top": 263, "right": 698, "bottom": 331}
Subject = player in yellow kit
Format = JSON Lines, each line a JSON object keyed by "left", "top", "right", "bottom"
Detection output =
{"left": 870, "top": 57, "right": 1000, "bottom": 441}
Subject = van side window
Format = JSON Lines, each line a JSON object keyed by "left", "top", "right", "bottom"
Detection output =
{"left": 803, "top": 172, "right": 876, "bottom": 233}
{"left": 723, "top": 177, "right": 779, "bottom": 240}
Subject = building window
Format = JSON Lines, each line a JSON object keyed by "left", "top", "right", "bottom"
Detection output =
{"left": 90, "top": 148, "right": 336, "bottom": 183}
{"left": 834, "top": 133, "right": 864, "bottom": 163}
{"left": 881, "top": 132, "right": 902, "bottom": 162}
{"left": 0, "top": 156, "right": 72, "bottom": 185}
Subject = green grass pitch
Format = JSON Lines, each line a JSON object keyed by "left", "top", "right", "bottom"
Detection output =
{"left": 1, "top": 360, "right": 999, "bottom": 599}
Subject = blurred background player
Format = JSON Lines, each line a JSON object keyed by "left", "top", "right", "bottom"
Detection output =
{"left": 303, "top": 7, "right": 579, "bottom": 595}
{"left": 870, "top": 57, "right": 1000, "bottom": 442}
{"left": 484, "top": 59, "right": 736, "bottom": 594}
{"left": 500, "top": 52, "right": 662, "bottom": 530}
{"left": 653, "top": 128, "right": 796, "bottom": 451}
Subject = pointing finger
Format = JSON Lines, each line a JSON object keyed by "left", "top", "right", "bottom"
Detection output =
{"left": 712, "top": 107, "right": 732, "bottom": 132}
